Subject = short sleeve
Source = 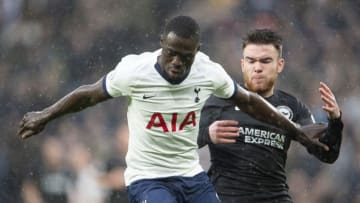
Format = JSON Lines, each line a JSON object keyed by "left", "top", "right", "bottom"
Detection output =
{"left": 211, "top": 63, "right": 236, "bottom": 99}
{"left": 104, "top": 55, "right": 136, "bottom": 97}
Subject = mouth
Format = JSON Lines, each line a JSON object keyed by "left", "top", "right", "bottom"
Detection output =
{"left": 251, "top": 76, "right": 266, "bottom": 85}
{"left": 252, "top": 76, "right": 264, "bottom": 81}
{"left": 252, "top": 74, "right": 264, "bottom": 79}
{"left": 168, "top": 67, "right": 184, "bottom": 78}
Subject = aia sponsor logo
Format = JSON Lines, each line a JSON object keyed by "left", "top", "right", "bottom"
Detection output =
{"left": 146, "top": 111, "right": 196, "bottom": 132}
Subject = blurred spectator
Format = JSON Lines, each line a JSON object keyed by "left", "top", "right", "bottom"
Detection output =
{"left": 21, "top": 136, "right": 71, "bottom": 203}
{"left": 66, "top": 142, "right": 106, "bottom": 203}
{"left": 99, "top": 122, "right": 129, "bottom": 203}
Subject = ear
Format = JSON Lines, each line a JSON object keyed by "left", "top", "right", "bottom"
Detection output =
{"left": 277, "top": 58, "right": 285, "bottom": 73}
{"left": 160, "top": 34, "right": 166, "bottom": 47}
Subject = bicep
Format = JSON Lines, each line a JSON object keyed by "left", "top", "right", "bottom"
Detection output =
{"left": 86, "top": 77, "right": 112, "bottom": 104}
{"left": 229, "top": 85, "right": 251, "bottom": 106}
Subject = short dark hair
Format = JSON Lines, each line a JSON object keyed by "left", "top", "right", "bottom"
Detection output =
{"left": 161, "top": 15, "right": 200, "bottom": 41}
{"left": 242, "top": 29, "right": 283, "bottom": 57}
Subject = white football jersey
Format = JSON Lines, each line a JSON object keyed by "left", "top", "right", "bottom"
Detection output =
{"left": 104, "top": 49, "right": 236, "bottom": 186}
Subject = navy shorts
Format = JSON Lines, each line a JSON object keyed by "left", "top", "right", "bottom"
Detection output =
{"left": 127, "top": 172, "right": 221, "bottom": 203}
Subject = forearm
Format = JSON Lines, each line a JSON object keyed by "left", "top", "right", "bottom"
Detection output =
{"left": 18, "top": 79, "right": 110, "bottom": 139}
{"left": 234, "top": 91, "right": 300, "bottom": 136}
{"left": 320, "top": 116, "right": 343, "bottom": 146}
{"left": 309, "top": 117, "right": 343, "bottom": 163}
{"left": 43, "top": 83, "right": 109, "bottom": 122}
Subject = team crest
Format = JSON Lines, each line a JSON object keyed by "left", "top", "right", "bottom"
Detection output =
{"left": 194, "top": 88, "right": 201, "bottom": 103}
{"left": 276, "top": 105, "right": 293, "bottom": 120}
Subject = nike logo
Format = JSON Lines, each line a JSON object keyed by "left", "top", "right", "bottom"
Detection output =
{"left": 143, "top": 95, "right": 156, "bottom": 99}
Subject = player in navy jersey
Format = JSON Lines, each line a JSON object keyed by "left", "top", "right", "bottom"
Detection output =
{"left": 18, "top": 16, "right": 330, "bottom": 203}
{"left": 198, "top": 29, "right": 343, "bottom": 203}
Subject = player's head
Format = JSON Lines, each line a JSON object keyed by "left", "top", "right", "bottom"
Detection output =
{"left": 241, "top": 29, "right": 285, "bottom": 97}
{"left": 158, "top": 15, "right": 201, "bottom": 84}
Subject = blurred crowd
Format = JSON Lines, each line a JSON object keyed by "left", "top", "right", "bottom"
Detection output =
{"left": 1, "top": 0, "right": 359, "bottom": 202}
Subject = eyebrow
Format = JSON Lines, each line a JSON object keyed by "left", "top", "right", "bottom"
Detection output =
{"left": 166, "top": 46, "right": 195, "bottom": 58}
{"left": 245, "top": 56, "right": 273, "bottom": 61}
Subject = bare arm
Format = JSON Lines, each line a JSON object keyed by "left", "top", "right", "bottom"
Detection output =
{"left": 230, "top": 86, "right": 328, "bottom": 150}
{"left": 18, "top": 77, "right": 111, "bottom": 139}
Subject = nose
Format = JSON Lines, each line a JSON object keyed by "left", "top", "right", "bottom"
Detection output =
{"left": 171, "top": 55, "right": 184, "bottom": 67}
{"left": 253, "top": 62, "right": 263, "bottom": 73}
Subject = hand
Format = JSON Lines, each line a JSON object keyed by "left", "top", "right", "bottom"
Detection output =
{"left": 301, "top": 122, "right": 328, "bottom": 139}
{"left": 319, "top": 82, "right": 341, "bottom": 119}
{"left": 18, "top": 111, "right": 48, "bottom": 139}
{"left": 297, "top": 123, "right": 329, "bottom": 151}
{"left": 209, "top": 120, "right": 239, "bottom": 144}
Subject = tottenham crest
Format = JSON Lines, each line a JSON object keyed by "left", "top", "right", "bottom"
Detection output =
{"left": 277, "top": 105, "right": 293, "bottom": 120}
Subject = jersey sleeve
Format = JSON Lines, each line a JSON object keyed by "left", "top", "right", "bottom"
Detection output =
{"left": 294, "top": 101, "right": 315, "bottom": 125}
{"left": 307, "top": 115, "right": 344, "bottom": 163}
{"left": 103, "top": 55, "right": 137, "bottom": 97}
{"left": 210, "top": 63, "right": 237, "bottom": 99}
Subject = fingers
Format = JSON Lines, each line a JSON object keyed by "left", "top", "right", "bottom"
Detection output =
{"left": 319, "top": 82, "right": 341, "bottom": 118}
{"left": 17, "top": 120, "right": 34, "bottom": 139}
{"left": 317, "top": 142, "right": 329, "bottom": 152}
{"left": 301, "top": 123, "right": 328, "bottom": 139}
{"left": 216, "top": 120, "right": 239, "bottom": 127}
{"left": 319, "top": 82, "right": 336, "bottom": 104}
{"left": 214, "top": 137, "right": 237, "bottom": 144}
{"left": 209, "top": 120, "right": 239, "bottom": 144}
{"left": 19, "top": 129, "right": 35, "bottom": 139}
{"left": 17, "top": 116, "right": 28, "bottom": 138}
{"left": 213, "top": 120, "right": 239, "bottom": 135}
{"left": 17, "top": 112, "right": 42, "bottom": 139}
{"left": 215, "top": 130, "right": 240, "bottom": 138}
{"left": 319, "top": 82, "right": 332, "bottom": 94}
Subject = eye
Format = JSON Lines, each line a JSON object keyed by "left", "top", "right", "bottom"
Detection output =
{"left": 182, "top": 54, "right": 194, "bottom": 62}
{"left": 166, "top": 49, "right": 177, "bottom": 57}
{"left": 260, "top": 58, "right": 273, "bottom": 64}
{"left": 246, "top": 58, "right": 256, "bottom": 64}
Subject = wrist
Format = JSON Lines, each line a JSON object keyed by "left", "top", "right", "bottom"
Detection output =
{"left": 41, "top": 108, "right": 54, "bottom": 123}
{"left": 328, "top": 111, "right": 342, "bottom": 121}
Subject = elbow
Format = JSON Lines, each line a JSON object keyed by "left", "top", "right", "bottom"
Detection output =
{"left": 319, "top": 151, "right": 340, "bottom": 164}
{"left": 76, "top": 84, "right": 106, "bottom": 106}
{"left": 322, "top": 156, "right": 338, "bottom": 164}
{"left": 308, "top": 147, "right": 340, "bottom": 164}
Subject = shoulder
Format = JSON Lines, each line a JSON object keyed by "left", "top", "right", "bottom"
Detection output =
{"left": 192, "top": 51, "right": 231, "bottom": 81}
{"left": 113, "top": 50, "right": 159, "bottom": 75}
{"left": 106, "top": 50, "right": 159, "bottom": 93}
{"left": 193, "top": 51, "right": 222, "bottom": 69}
{"left": 120, "top": 50, "right": 159, "bottom": 67}
{"left": 275, "top": 90, "right": 299, "bottom": 102}
{"left": 274, "top": 89, "right": 308, "bottom": 109}
{"left": 194, "top": 51, "right": 220, "bottom": 67}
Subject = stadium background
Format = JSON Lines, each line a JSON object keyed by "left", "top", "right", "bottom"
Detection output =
{"left": 1, "top": 0, "right": 359, "bottom": 202}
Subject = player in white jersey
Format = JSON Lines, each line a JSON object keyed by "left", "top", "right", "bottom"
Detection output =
{"left": 105, "top": 49, "right": 235, "bottom": 186}
{"left": 18, "top": 16, "right": 329, "bottom": 203}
